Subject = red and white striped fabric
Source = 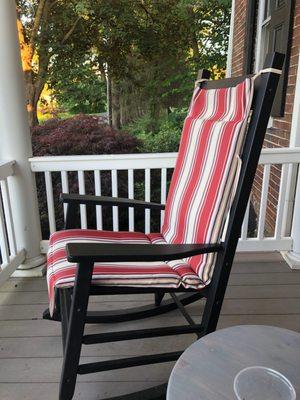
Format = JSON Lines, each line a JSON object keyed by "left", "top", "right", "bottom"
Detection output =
{"left": 47, "top": 78, "right": 254, "bottom": 315}
{"left": 162, "top": 78, "right": 254, "bottom": 283}
{"left": 47, "top": 230, "right": 202, "bottom": 315}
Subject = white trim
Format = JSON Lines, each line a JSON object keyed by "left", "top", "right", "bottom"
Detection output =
{"left": 0, "top": 0, "right": 44, "bottom": 274}
{"left": 259, "top": 147, "right": 300, "bottom": 164}
{"left": 288, "top": 52, "right": 300, "bottom": 148}
{"left": 0, "top": 250, "right": 26, "bottom": 286}
{"left": 29, "top": 148, "right": 300, "bottom": 172}
{"left": 0, "top": 161, "right": 15, "bottom": 180}
{"left": 226, "top": 0, "right": 236, "bottom": 78}
{"left": 283, "top": 169, "right": 300, "bottom": 268}
{"left": 256, "top": 68, "right": 282, "bottom": 75}
{"left": 282, "top": 251, "right": 300, "bottom": 269}
{"left": 281, "top": 53, "right": 300, "bottom": 235}
{"left": 17, "top": 254, "right": 47, "bottom": 270}
{"left": 281, "top": 52, "right": 300, "bottom": 268}
{"left": 254, "top": 0, "right": 275, "bottom": 128}
{"left": 33, "top": 147, "right": 300, "bottom": 255}
{"left": 237, "top": 238, "right": 293, "bottom": 252}
{"left": 254, "top": 0, "right": 267, "bottom": 72}
{"left": 12, "top": 263, "right": 46, "bottom": 278}
{"left": 29, "top": 152, "right": 178, "bottom": 172}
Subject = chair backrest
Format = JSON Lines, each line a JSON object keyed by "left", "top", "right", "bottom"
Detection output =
{"left": 162, "top": 53, "right": 284, "bottom": 287}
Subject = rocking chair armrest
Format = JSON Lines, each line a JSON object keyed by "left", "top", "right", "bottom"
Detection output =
{"left": 66, "top": 242, "right": 223, "bottom": 263}
{"left": 60, "top": 193, "right": 165, "bottom": 210}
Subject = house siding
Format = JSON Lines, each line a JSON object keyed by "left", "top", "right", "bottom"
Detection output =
{"left": 231, "top": 0, "right": 300, "bottom": 234}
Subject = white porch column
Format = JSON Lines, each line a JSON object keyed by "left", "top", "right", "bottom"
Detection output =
{"left": 282, "top": 51, "right": 300, "bottom": 269}
{"left": 0, "top": 0, "right": 45, "bottom": 273}
{"left": 284, "top": 172, "right": 300, "bottom": 268}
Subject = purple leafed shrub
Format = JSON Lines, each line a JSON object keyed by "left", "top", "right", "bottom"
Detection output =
{"left": 32, "top": 115, "right": 141, "bottom": 238}
{"left": 32, "top": 114, "right": 139, "bottom": 156}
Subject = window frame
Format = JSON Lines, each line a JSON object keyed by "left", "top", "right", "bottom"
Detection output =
{"left": 254, "top": 0, "right": 295, "bottom": 119}
{"left": 255, "top": 0, "right": 274, "bottom": 125}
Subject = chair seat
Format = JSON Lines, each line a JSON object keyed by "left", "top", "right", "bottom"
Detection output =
{"left": 47, "top": 229, "right": 205, "bottom": 315}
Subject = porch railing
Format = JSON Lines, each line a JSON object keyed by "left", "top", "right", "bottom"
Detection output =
{"left": 0, "top": 161, "right": 25, "bottom": 283}
{"left": 29, "top": 147, "right": 300, "bottom": 253}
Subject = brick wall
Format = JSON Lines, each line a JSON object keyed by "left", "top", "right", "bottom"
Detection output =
{"left": 231, "top": 0, "right": 300, "bottom": 235}
{"left": 231, "top": 0, "right": 248, "bottom": 76}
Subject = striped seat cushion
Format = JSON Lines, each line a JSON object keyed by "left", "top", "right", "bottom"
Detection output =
{"left": 47, "top": 78, "right": 253, "bottom": 315}
{"left": 47, "top": 229, "right": 203, "bottom": 315}
{"left": 162, "top": 78, "right": 254, "bottom": 284}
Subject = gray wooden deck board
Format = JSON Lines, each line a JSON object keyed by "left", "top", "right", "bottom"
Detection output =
{"left": 0, "top": 258, "right": 299, "bottom": 400}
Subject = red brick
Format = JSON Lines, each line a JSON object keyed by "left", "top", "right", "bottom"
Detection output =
{"left": 231, "top": 0, "right": 300, "bottom": 232}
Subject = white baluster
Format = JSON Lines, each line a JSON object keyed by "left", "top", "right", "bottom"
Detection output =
{"left": 128, "top": 169, "right": 134, "bottom": 232}
{"left": 94, "top": 170, "right": 103, "bottom": 230}
{"left": 0, "top": 179, "right": 17, "bottom": 256}
{"left": 241, "top": 200, "right": 250, "bottom": 240}
{"left": 257, "top": 164, "right": 270, "bottom": 239}
{"left": 145, "top": 169, "right": 151, "bottom": 234}
{"left": 78, "top": 171, "right": 87, "bottom": 229}
{"left": 45, "top": 171, "right": 56, "bottom": 234}
{"left": 275, "top": 164, "right": 289, "bottom": 239}
{"left": 0, "top": 189, "right": 9, "bottom": 265}
{"left": 112, "top": 170, "right": 119, "bottom": 231}
{"left": 61, "top": 171, "right": 69, "bottom": 221}
{"left": 160, "top": 168, "right": 167, "bottom": 227}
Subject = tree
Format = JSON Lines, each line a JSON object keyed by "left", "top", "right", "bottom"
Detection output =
{"left": 16, "top": 0, "right": 230, "bottom": 129}
{"left": 51, "top": 59, "right": 107, "bottom": 115}
{"left": 88, "top": 0, "right": 231, "bottom": 128}
{"left": 16, "top": 0, "right": 94, "bottom": 127}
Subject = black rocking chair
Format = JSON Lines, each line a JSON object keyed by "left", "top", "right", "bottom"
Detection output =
{"left": 44, "top": 52, "right": 284, "bottom": 400}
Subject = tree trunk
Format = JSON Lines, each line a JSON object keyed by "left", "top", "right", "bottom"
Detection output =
{"left": 149, "top": 100, "right": 160, "bottom": 131}
{"left": 111, "top": 79, "right": 121, "bottom": 130}
{"left": 17, "top": 3, "right": 49, "bottom": 128}
{"left": 16, "top": 0, "right": 78, "bottom": 128}
{"left": 23, "top": 71, "right": 39, "bottom": 127}
{"left": 23, "top": 54, "right": 49, "bottom": 128}
{"left": 27, "top": 99, "right": 39, "bottom": 127}
{"left": 107, "top": 73, "right": 113, "bottom": 127}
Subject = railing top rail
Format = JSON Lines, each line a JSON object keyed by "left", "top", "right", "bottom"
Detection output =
{"left": 0, "top": 160, "right": 15, "bottom": 180}
{"left": 29, "top": 147, "right": 300, "bottom": 172}
{"left": 259, "top": 147, "right": 300, "bottom": 164}
{"left": 29, "top": 153, "right": 178, "bottom": 172}
{"left": 29, "top": 152, "right": 177, "bottom": 163}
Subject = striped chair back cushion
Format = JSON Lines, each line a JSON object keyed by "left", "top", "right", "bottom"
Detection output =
{"left": 162, "top": 78, "right": 254, "bottom": 284}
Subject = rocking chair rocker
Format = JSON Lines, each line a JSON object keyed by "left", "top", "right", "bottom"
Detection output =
{"left": 44, "top": 52, "right": 284, "bottom": 400}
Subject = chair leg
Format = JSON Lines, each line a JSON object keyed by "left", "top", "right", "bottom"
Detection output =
{"left": 154, "top": 291, "right": 165, "bottom": 306}
{"left": 59, "top": 261, "right": 93, "bottom": 400}
{"left": 59, "top": 288, "right": 72, "bottom": 353}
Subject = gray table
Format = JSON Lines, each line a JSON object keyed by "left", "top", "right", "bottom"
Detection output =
{"left": 167, "top": 325, "right": 300, "bottom": 400}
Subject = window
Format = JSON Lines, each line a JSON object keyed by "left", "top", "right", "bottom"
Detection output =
{"left": 255, "top": 0, "right": 294, "bottom": 117}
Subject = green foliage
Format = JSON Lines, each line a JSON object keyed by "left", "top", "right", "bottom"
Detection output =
{"left": 51, "top": 60, "right": 107, "bottom": 114}
{"left": 52, "top": 0, "right": 230, "bottom": 120}
{"left": 125, "top": 108, "right": 187, "bottom": 153}
{"left": 17, "top": 0, "right": 231, "bottom": 124}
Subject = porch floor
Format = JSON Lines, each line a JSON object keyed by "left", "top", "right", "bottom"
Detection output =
{"left": 0, "top": 255, "right": 300, "bottom": 400}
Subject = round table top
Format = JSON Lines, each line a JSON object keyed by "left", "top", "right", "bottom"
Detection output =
{"left": 167, "top": 325, "right": 300, "bottom": 400}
